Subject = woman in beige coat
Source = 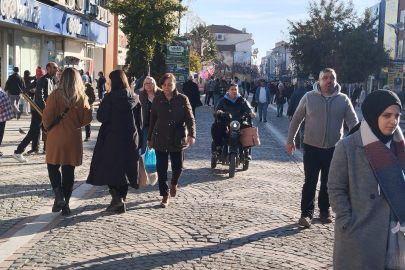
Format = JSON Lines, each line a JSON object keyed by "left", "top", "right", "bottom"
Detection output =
{"left": 42, "top": 68, "right": 92, "bottom": 215}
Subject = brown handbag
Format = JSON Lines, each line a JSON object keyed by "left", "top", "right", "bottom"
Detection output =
{"left": 239, "top": 127, "right": 260, "bottom": 148}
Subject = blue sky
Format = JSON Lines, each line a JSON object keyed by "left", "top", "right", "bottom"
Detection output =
{"left": 183, "top": 0, "right": 371, "bottom": 64}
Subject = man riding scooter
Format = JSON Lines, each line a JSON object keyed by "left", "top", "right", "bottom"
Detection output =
{"left": 211, "top": 83, "right": 256, "bottom": 161}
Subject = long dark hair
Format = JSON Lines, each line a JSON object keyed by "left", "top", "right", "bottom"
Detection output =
{"left": 109, "top": 69, "right": 130, "bottom": 91}
{"left": 23, "top": 70, "right": 30, "bottom": 79}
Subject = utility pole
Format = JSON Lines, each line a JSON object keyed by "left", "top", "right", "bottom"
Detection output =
{"left": 178, "top": 0, "right": 182, "bottom": 36}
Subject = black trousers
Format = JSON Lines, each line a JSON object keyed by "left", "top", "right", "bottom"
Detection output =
{"left": 108, "top": 185, "right": 129, "bottom": 200}
{"left": 0, "top": 121, "right": 5, "bottom": 147}
{"left": 15, "top": 110, "right": 41, "bottom": 154}
{"left": 301, "top": 144, "right": 335, "bottom": 218}
{"left": 47, "top": 164, "right": 75, "bottom": 203}
{"left": 98, "top": 89, "right": 104, "bottom": 100}
{"left": 156, "top": 150, "right": 184, "bottom": 197}
{"left": 85, "top": 124, "right": 91, "bottom": 138}
{"left": 206, "top": 91, "right": 213, "bottom": 105}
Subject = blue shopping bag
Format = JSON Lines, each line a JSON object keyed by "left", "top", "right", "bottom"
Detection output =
{"left": 144, "top": 147, "right": 157, "bottom": 173}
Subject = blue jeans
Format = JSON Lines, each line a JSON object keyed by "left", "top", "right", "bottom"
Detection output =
{"left": 277, "top": 103, "right": 284, "bottom": 116}
{"left": 257, "top": 102, "right": 268, "bottom": 121}
{"left": 140, "top": 125, "right": 149, "bottom": 155}
{"left": 214, "top": 94, "right": 220, "bottom": 109}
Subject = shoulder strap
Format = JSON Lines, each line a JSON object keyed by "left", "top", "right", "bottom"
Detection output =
{"left": 46, "top": 107, "right": 69, "bottom": 132}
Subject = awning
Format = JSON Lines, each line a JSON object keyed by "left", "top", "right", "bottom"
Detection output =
{"left": 64, "top": 53, "right": 93, "bottom": 65}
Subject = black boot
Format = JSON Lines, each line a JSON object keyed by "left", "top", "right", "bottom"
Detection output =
{"left": 52, "top": 200, "right": 63, "bottom": 212}
{"left": 61, "top": 188, "right": 72, "bottom": 216}
{"left": 115, "top": 186, "right": 127, "bottom": 214}
{"left": 53, "top": 186, "right": 65, "bottom": 208}
{"left": 106, "top": 188, "right": 124, "bottom": 212}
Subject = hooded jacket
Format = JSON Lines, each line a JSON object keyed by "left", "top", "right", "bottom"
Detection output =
{"left": 87, "top": 88, "right": 143, "bottom": 186}
{"left": 287, "top": 82, "right": 358, "bottom": 148}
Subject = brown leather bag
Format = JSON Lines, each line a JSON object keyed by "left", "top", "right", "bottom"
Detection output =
{"left": 239, "top": 127, "right": 260, "bottom": 148}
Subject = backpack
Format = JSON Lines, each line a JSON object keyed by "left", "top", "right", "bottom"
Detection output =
{"left": 208, "top": 80, "right": 215, "bottom": 91}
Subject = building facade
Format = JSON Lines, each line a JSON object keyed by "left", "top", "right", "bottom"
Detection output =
{"left": 0, "top": 0, "right": 111, "bottom": 87}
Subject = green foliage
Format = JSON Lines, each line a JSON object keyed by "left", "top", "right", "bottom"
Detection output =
{"left": 108, "top": 0, "right": 187, "bottom": 78}
{"left": 288, "top": 0, "right": 390, "bottom": 82}
{"left": 189, "top": 50, "right": 202, "bottom": 73}
{"left": 189, "top": 23, "right": 218, "bottom": 64}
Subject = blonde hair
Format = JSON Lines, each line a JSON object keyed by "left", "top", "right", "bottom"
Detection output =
{"left": 56, "top": 68, "right": 86, "bottom": 108}
{"left": 142, "top": 76, "right": 157, "bottom": 92}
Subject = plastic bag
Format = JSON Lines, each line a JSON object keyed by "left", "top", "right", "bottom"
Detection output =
{"left": 147, "top": 172, "right": 158, "bottom": 186}
{"left": 144, "top": 147, "right": 157, "bottom": 173}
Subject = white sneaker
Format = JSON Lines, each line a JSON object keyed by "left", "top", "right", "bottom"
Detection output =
{"left": 12, "top": 153, "right": 28, "bottom": 163}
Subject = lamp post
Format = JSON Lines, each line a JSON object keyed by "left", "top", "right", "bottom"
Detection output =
{"left": 178, "top": 0, "right": 182, "bottom": 36}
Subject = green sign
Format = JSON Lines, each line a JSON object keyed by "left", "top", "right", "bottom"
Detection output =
{"left": 166, "top": 37, "right": 190, "bottom": 90}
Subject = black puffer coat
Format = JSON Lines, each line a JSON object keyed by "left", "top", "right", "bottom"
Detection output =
{"left": 216, "top": 96, "right": 252, "bottom": 120}
{"left": 87, "top": 88, "right": 143, "bottom": 186}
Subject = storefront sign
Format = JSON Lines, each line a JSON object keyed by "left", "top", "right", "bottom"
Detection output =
{"left": 1, "top": 0, "right": 40, "bottom": 23}
{"left": 166, "top": 37, "right": 190, "bottom": 90}
{"left": 388, "top": 72, "right": 403, "bottom": 91}
{"left": 0, "top": 0, "right": 107, "bottom": 44}
{"left": 7, "top": 65, "right": 12, "bottom": 76}
{"left": 67, "top": 17, "right": 82, "bottom": 35}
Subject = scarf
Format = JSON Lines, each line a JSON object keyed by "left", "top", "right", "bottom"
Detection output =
{"left": 360, "top": 120, "right": 405, "bottom": 269}
{"left": 224, "top": 93, "right": 240, "bottom": 103}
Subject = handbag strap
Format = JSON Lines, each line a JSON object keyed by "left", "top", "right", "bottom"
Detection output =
{"left": 46, "top": 107, "right": 69, "bottom": 132}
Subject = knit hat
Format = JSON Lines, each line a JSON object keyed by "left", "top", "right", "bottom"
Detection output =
{"left": 35, "top": 68, "right": 45, "bottom": 79}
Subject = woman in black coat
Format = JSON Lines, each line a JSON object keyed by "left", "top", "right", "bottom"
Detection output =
{"left": 87, "top": 70, "right": 143, "bottom": 213}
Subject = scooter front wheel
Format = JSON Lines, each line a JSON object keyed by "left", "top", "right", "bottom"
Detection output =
{"left": 229, "top": 153, "right": 236, "bottom": 178}
{"left": 243, "top": 160, "right": 249, "bottom": 171}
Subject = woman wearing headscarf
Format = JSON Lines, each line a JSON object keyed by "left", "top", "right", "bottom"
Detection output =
{"left": 328, "top": 90, "right": 405, "bottom": 270}
{"left": 87, "top": 70, "right": 142, "bottom": 213}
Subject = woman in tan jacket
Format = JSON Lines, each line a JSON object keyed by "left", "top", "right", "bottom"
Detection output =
{"left": 42, "top": 68, "right": 92, "bottom": 216}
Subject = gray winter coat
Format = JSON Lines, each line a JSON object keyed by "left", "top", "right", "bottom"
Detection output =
{"left": 328, "top": 131, "right": 391, "bottom": 270}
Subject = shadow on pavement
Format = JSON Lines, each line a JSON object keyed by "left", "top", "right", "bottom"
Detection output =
{"left": 58, "top": 224, "right": 303, "bottom": 270}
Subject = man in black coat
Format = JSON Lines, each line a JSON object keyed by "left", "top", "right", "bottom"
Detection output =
{"left": 183, "top": 75, "right": 200, "bottom": 117}
{"left": 269, "top": 81, "right": 277, "bottom": 104}
{"left": 285, "top": 82, "right": 294, "bottom": 104}
{"left": 12, "top": 62, "right": 57, "bottom": 162}
{"left": 287, "top": 80, "right": 307, "bottom": 149}
{"left": 95, "top": 71, "right": 106, "bottom": 100}
{"left": 4, "top": 67, "right": 25, "bottom": 119}
{"left": 134, "top": 70, "right": 149, "bottom": 91}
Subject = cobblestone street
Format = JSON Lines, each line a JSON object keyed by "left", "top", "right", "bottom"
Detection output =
{"left": 0, "top": 100, "right": 335, "bottom": 270}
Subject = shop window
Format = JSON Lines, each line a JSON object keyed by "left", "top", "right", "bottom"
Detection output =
{"left": 7, "top": 30, "right": 13, "bottom": 67}
{"left": 20, "top": 33, "right": 41, "bottom": 75}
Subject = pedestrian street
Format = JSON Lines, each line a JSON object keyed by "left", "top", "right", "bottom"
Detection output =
{"left": 0, "top": 102, "right": 335, "bottom": 270}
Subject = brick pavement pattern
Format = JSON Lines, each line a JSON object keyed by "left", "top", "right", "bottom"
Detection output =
{"left": 0, "top": 101, "right": 334, "bottom": 269}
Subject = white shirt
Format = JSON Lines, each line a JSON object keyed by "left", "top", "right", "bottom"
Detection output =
{"left": 259, "top": 87, "right": 267, "bottom": 103}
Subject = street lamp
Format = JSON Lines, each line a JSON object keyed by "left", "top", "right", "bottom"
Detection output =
{"left": 387, "top": 22, "right": 404, "bottom": 59}
{"left": 178, "top": 0, "right": 182, "bottom": 36}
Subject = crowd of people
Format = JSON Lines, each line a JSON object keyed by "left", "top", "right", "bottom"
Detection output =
{"left": 1, "top": 64, "right": 405, "bottom": 269}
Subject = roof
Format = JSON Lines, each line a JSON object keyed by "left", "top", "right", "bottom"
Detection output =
{"left": 209, "top": 25, "right": 244, "bottom": 34}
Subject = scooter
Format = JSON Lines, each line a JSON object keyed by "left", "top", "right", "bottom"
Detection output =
{"left": 211, "top": 112, "right": 251, "bottom": 178}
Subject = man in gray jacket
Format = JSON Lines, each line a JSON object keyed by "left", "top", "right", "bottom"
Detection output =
{"left": 286, "top": 68, "right": 358, "bottom": 228}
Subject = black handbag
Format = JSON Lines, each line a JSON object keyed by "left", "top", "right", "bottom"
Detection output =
{"left": 166, "top": 103, "right": 188, "bottom": 148}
